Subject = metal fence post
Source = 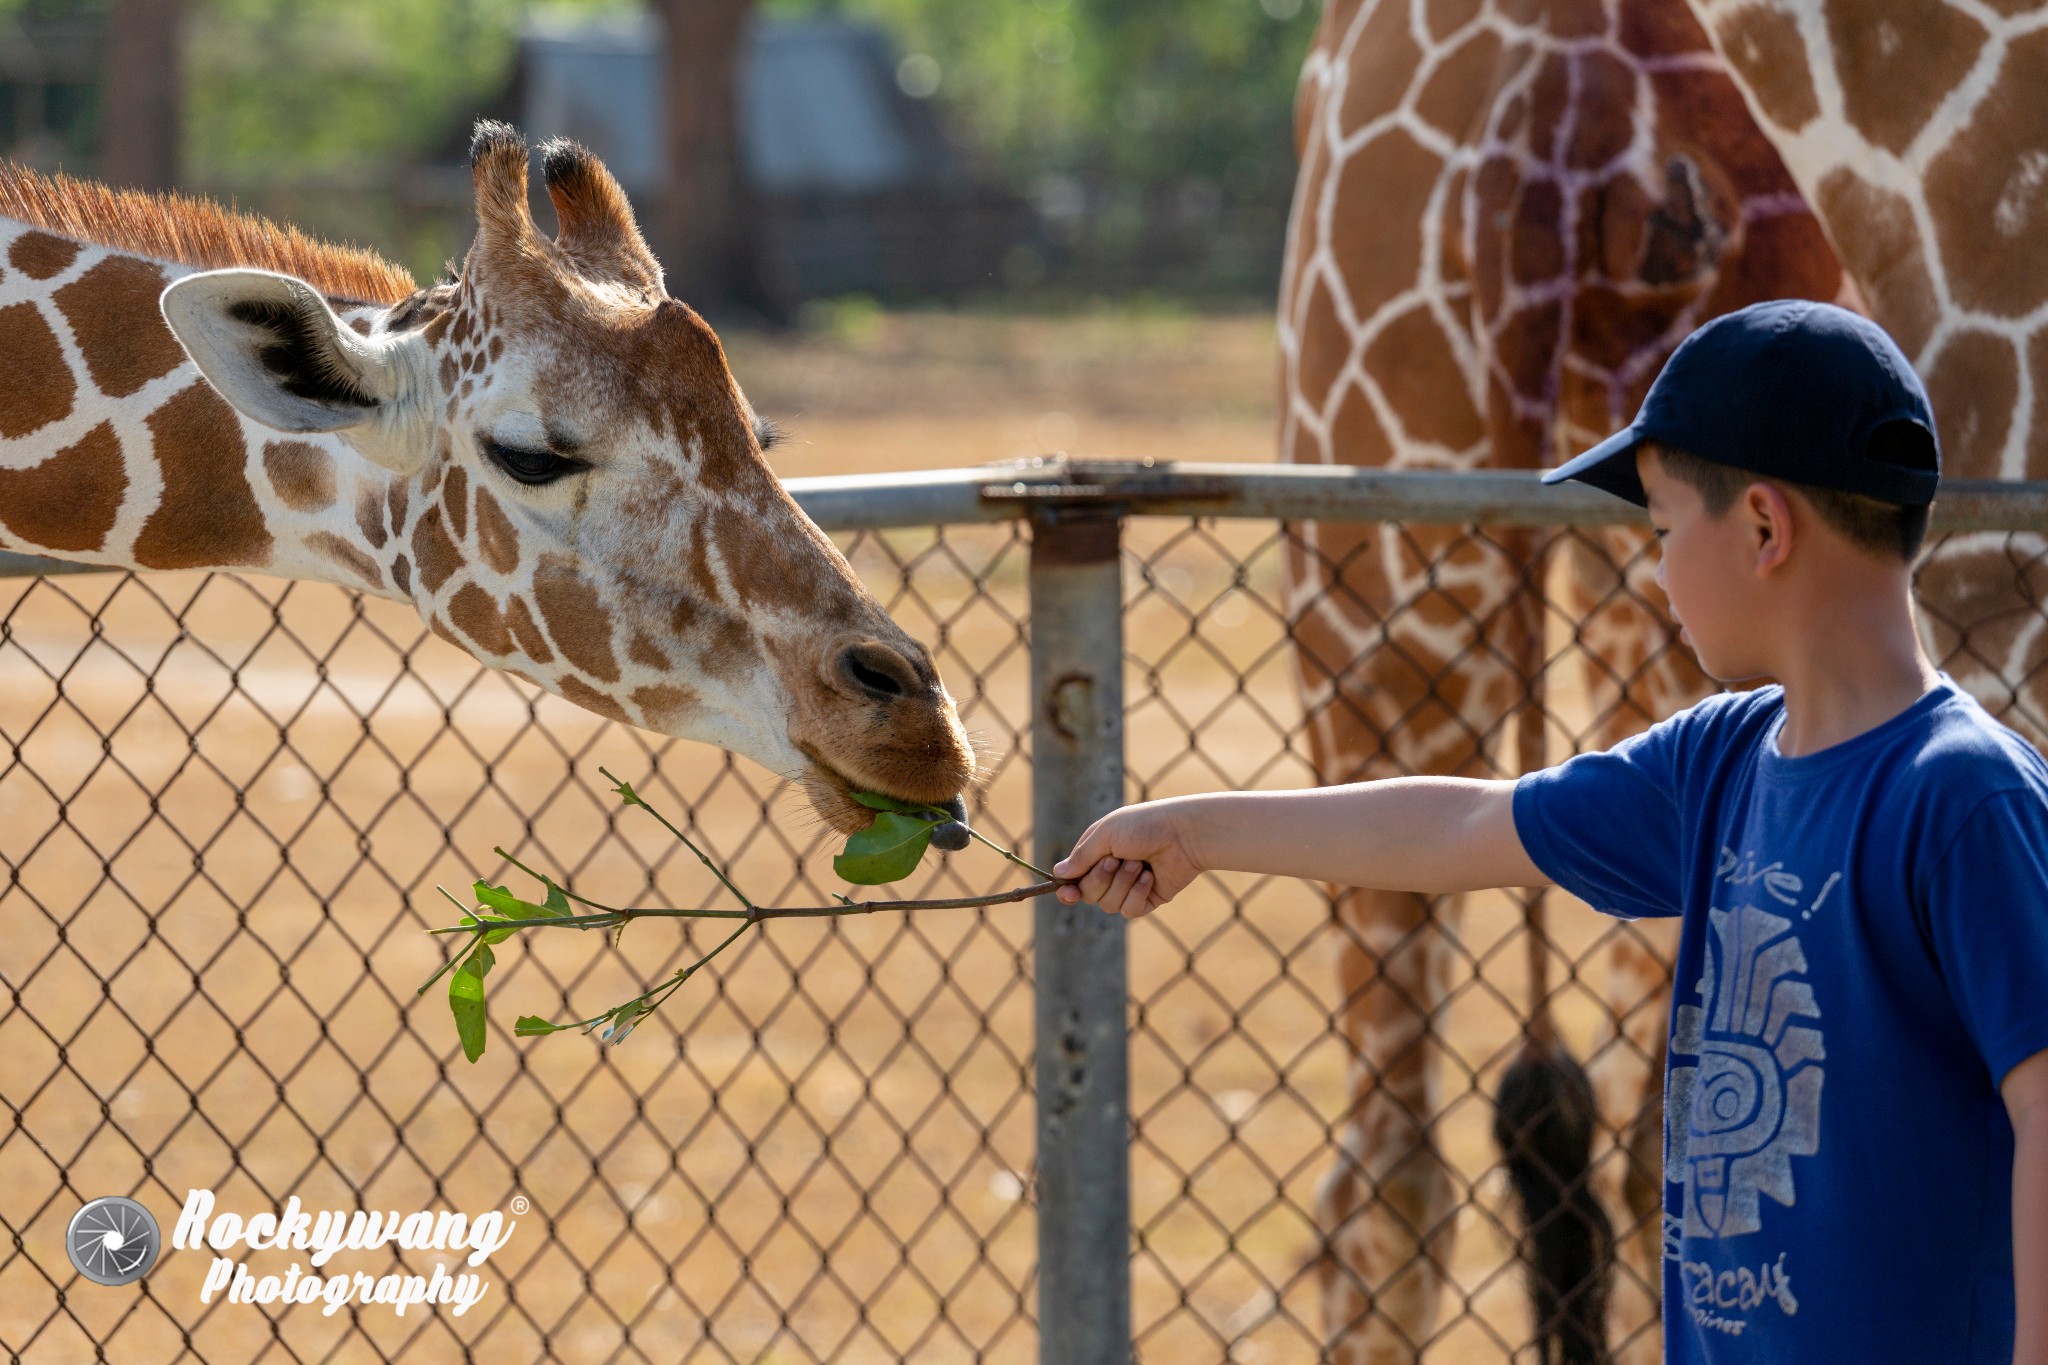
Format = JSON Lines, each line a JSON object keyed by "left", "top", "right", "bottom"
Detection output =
{"left": 1029, "top": 502, "right": 1130, "bottom": 1365}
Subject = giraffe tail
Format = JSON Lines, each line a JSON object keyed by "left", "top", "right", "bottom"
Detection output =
{"left": 1494, "top": 1039, "right": 1614, "bottom": 1365}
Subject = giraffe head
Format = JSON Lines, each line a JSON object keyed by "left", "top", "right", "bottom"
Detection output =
{"left": 158, "top": 122, "right": 975, "bottom": 835}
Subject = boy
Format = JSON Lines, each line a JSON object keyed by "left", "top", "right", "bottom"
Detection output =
{"left": 1053, "top": 301, "right": 2048, "bottom": 1361}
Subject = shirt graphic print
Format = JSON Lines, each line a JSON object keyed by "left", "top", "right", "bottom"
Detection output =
{"left": 1666, "top": 894, "right": 1825, "bottom": 1241}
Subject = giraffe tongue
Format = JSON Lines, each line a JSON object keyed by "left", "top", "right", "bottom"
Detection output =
{"left": 929, "top": 795, "right": 971, "bottom": 852}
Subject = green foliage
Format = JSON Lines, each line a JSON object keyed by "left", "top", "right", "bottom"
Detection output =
{"left": 833, "top": 809, "right": 938, "bottom": 884}
{"left": 422, "top": 777, "right": 1045, "bottom": 1063}
{"left": 179, "top": 0, "right": 630, "bottom": 182}
{"left": 764, "top": 0, "right": 1318, "bottom": 203}
{"left": 448, "top": 941, "right": 495, "bottom": 1063}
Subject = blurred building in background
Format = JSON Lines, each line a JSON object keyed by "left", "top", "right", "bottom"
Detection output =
{"left": 0, "top": 10, "right": 102, "bottom": 171}
{"left": 499, "top": 11, "right": 1034, "bottom": 304}
{"left": 0, "top": 0, "right": 1311, "bottom": 309}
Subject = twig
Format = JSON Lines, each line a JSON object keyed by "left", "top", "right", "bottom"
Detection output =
{"left": 424, "top": 878, "right": 1063, "bottom": 937}
{"left": 599, "top": 766, "right": 754, "bottom": 909}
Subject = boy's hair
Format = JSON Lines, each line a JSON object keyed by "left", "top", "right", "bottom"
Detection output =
{"left": 1646, "top": 442, "right": 1930, "bottom": 562}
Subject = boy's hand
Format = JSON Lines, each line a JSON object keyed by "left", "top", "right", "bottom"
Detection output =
{"left": 1053, "top": 799, "right": 1202, "bottom": 918}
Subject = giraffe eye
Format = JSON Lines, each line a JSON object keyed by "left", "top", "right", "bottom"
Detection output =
{"left": 481, "top": 436, "right": 585, "bottom": 487}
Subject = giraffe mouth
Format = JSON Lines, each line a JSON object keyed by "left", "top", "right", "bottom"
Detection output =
{"left": 795, "top": 745, "right": 972, "bottom": 850}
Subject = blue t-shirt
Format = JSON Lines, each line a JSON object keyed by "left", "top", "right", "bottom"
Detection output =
{"left": 1514, "top": 676, "right": 2048, "bottom": 1362}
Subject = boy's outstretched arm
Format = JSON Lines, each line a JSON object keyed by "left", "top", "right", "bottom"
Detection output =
{"left": 1053, "top": 777, "right": 1549, "bottom": 918}
{"left": 2008, "top": 1046, "right": 2048, "bottom": 1365}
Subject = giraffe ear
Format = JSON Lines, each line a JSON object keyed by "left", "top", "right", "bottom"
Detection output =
{"left": 160, "top": 269, "right": 429, "bottom": 471}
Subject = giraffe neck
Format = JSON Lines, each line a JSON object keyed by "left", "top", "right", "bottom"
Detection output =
{"left": 0, "top": 221, "right": 408, "bottom": 598}
{"left": 1689, "top": 0, "right": 2048, "bottom": 480}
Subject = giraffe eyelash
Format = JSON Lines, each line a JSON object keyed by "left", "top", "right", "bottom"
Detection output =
{"left": 479, "top": 436, "right": 587, "bottom": 487}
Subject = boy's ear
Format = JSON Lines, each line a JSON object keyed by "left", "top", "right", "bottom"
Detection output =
{"left": 1745, "top": 479, "right": 1795, "bottom": 574}
{"left": 160, "top": 269, "right": 429, "bottom": 473}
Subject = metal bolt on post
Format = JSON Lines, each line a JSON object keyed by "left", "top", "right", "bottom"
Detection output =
{"left": 1028, "top": 502, "right": 1131, "bottom": 1365}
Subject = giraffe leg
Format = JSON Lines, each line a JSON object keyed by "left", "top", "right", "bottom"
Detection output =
{"left": 1288, "top": 520, "right": 1544, "bottom": 1360}
{"left": 1566, "top": 526, "right": 1705, "bottom": 1363}
{"left": 1316, "top": 886, "right": 1461, "bottom": 1365}
{"left": 1595, "top": 917, "right": 1678, "bottom": 1365}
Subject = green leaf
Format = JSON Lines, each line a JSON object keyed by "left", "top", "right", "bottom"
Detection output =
{"left": 448, "top": 943, "right": 495, "bottom": 1064}
{"left": 514, "top": 1015, "right": 565, "bottom": 1037}
{"left": 611, "top": 779, "right": 644, "bottom": 808}
{"left": 833, "top": 810, "right": 936, "bottom": 885}
{"left": 849, "top": 790, "right": 947, "bottom": 818}
{"left": 542, "top": 879, "right": 573, "bottom": 917}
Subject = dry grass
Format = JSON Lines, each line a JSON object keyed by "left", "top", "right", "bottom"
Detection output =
{"left": 0, "top": 308, "right": 1650, "bottom": 1364}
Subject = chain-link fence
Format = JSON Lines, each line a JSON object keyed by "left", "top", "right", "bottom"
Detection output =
{"left": 2, "top": 461, "right": 2042, "bottom": 1364}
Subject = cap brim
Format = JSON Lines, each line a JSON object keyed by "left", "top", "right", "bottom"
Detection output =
{"left": 1543, "top": 425, "right": 1648, "bottom": 506}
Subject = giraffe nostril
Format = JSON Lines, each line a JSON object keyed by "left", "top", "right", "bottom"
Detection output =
{"left": 839, "top": 643, "right": 916, "bottom": 703}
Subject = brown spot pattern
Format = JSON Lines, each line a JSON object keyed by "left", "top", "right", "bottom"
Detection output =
{"left": 54, "top": 256, "right": 188, "bottom": 398}
{"left": 386, "top": 477, "right": 410, "bottom": 538}
{"left": 263, "top": 440, "right": 336, "bottom": 512}
{"left": 409, "top": 505, "right": 463, "bottom": 594}
{"left": 558, "top": 675, "right": 631, "bottom": 725}
{"left": 0, "top": 304, "right": 75, "bottom": 438}
{"left": 1363, "top": 306, "right": 1483, "bottom": 450}
{"left": 1814, "top": 168, "right": 1939, "bottom": 354}
{"left": 1925, "top": 331, "right": 2018, "bottom": 480}
{"left": 134, "top": 381, "right": 273, "bottom": 569}
{"left": 533, "top": 558, "right": 620, "bottom": 681}
{"left": 356, "top": 487, "right": 388, "bottom": 549}
{"left": 505, "top": 595, "right": 554, "bottom": 662}
{"left": 633, "top": 684, "right": 698, "bottom": 730}
{"left": 1340, "top": 0, "right": 1422, "bottom": 132}
{"left": 1825, "top": 0, "right": 1985, "bottom": 156}
{"left": 1924, "top": 29, "right": 2048, "bottom": 318}
{"left": 627, "top": 632, "right": 672, "bottom": 671}
{"left": 445, "top": 464, "right": 469, "bottom": 541}
{"left": 307, "top": 531, "right": 382, "bottom": 587}
{"left": 8, "top": 230, "right": 79, "bottom": 279}
{"left": 391, "top": 555, "right": 411, "bottom": 596}
{"left": 1711, "top": 3, "right": 1820, "bottom": 132}
{"left": 0, "top": 420, "right": 123, "bottom": 552}
{"left": 473, "top": 486, "right": 520, "bottom": 574}
{"left": 2029, "top": 332, "right": 2048, "bottom": 472}
{"left": 1415, "top": 30, "right": 1504, "bottom": 139}
{"left": 448, "top": 583, "right": 512, "bottom": 654}
{"left": 1329, "top": 130, "right": 1444, "bottom": 330}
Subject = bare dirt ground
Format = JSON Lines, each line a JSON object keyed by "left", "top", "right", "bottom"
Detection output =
{"left": 0, "top": 308, "right": 1645, "bottom": 1364}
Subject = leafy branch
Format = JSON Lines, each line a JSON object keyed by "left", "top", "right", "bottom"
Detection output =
{"left": 418, "top": 771, "right": 1061, "bottom": 1062}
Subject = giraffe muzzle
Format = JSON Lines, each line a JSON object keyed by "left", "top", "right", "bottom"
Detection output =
{"left": 930, "top": 794, "right": 971, "bottom": 851}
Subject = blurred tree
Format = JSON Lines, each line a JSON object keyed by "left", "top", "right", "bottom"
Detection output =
{"left": 762, "top": 0, "right": 1316, "bottom": 292}
{"left": 100, "top": 0, "right": 181, "bottom": 188}
{"left": 654, "top": 0, "right": 776, "bottom": 319}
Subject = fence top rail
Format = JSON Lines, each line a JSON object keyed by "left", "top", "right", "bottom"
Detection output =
{"left": 6, "top": 459, "right": 2046, "bottom": 577}
{"left": 787, "top": 458, "right": 2048, "bottom": 534}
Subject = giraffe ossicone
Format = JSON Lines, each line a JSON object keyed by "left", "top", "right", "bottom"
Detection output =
{"left": 0, "top": 120, "right": 975, "bottom": 837}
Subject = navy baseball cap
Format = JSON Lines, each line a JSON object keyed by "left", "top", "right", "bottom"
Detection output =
{"left": 1544, "top": 299, "right": 1940, "bottom": 508}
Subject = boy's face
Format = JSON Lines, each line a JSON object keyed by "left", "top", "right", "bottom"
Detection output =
{"left": 1638, "top": 448, "right": 1771, "bottom": 682}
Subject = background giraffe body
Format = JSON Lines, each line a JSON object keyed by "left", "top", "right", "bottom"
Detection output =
{"left": 0, "top": 127, "right": 975, "bottom": 834}
{"left": 1285, "top": 0, "right": 2048, "bottom": 1360}
{"left": 1282, "top": 0, "right": 1850, "bottom": 1359}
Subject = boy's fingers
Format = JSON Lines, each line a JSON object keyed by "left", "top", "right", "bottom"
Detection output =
{"left": 1100, "top": 859, "right": 1146, "bottom": 916}
{"left": 1053, "top": 819, "right": 1111, "bottom": 878}
{"left": 1078, "top": 858, "right": 1122, "bottom": 904}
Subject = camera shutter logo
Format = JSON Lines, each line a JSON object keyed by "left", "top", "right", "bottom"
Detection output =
{"left": 67, "top": 1196, "right": 160, "bottom": 1286}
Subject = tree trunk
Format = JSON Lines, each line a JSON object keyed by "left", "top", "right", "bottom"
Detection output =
{"left": 100, "top": 0, "right": 183, "bottom": 190}
{"left": 654, "top": 0, "right": 778, "bottom": 319}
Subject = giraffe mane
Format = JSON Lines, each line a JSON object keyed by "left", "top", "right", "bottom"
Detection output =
{"left": 0, "top": 163, "right": 418, "bottom": 306}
